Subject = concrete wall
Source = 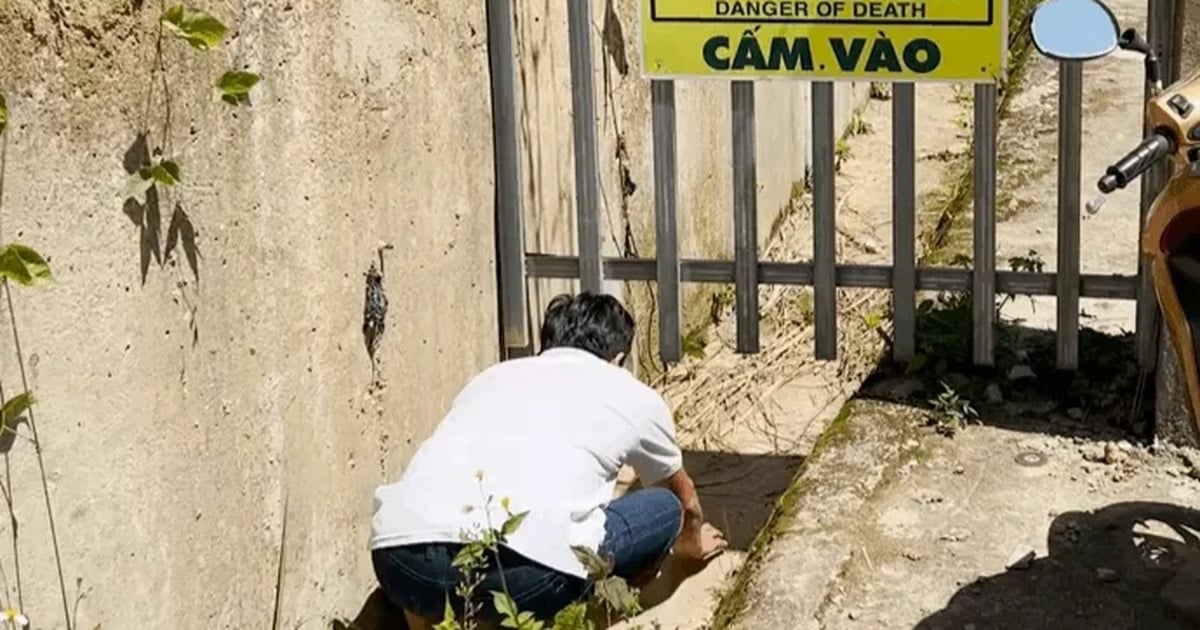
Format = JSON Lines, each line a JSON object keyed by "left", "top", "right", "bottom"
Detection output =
{"left": 0, "top": 1, "right": 497, "bottom": 627}
{"left": 0, "top": 0, "right": 868, "bottom": 627}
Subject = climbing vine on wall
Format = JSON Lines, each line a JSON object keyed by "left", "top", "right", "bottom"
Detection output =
{"left": 0, "top": 91, "right": 65, "bottom": 629}
{"left": 127, "top": 4, "right": 261, "bottom": 203}
{"left": 122, "top": 3, "right": 262, "bottom": 345}
{"left": 0, "top": 4, "right": 262, "bottom": 628}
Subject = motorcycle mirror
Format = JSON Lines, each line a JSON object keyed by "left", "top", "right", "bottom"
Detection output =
{"left": 1030, "top": 0, "right": 1121, "bottom": 61}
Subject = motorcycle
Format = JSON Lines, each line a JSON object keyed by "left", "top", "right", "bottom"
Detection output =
{"left": 1030, "top": 0, "right": 1200, "bottom": 433}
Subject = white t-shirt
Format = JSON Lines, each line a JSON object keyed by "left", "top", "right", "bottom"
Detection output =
{"left": 369, "top": 347, "right": 684, "bottom": 579}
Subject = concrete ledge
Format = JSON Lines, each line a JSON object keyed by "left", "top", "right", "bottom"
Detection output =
{"left": 709, "top": 401, "right": 921, "bottom": 630}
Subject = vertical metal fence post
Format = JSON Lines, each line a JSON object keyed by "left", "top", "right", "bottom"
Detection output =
{"left": 567, "top": 0, "right": 603, "bottom": 293}
{"left": 1139, "top": 0, "right": 1180, "bottom": 370}
{"left": 813, "top": 82, "right": 838, "bottom": 361}
{"left": 972, "top": 84, "right": 998, "bottom": 366}
{"left": 892, "top": 83, "right": 917, "bottom": 362}
{"left": 652, "top": 80, "right": 682, "bottom": 363}
{"left": 485, "top": 0, "right": 528, "bottom": 351}
{"left": 1056, "top": 61, "right": 1083, "bottom": 370}
{"left": 731, "top": 81, "right": 760, "bottom": 354}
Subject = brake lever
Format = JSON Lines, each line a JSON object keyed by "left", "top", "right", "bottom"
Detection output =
{"left": 1086, "top": 193, "right": 1108, "bottom": 215}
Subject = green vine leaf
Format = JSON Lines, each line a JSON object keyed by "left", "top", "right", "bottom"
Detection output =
{"left": 570, "top": 545, "right": 615, "bottom": 581}
{"left": 1, "top": 392, "right": 32, "bottom": 431}
{"left": 215, "top": 71, "right": 261, "bottom": 105}
{"left": 140, "top": 160, "right": 182, "bottom": 187}
{"left": 492, "top": 591, "right": 517, "bottom": 619}
{"left": 0, "top": 93, "right": 7, "bottom": 136}
{"left": 161, "top": 5, "right": 227, "bottom": 51}
{"left": 127, "top": 159, "right": 180, "bottom": 203}
{"left": 551, "top": 602, "right": 593, "bottom": 630}
{"left": 451, "top": 541, "right": 486, "bottom": 570}
{"left": 500, "top": 510, "right": 529, "bottom": 538}
{"left": 431, "top": 596, "right": 459, "bottom": 630}
{"left": 490, "top": 591, "right": 544, "bottom": 630}
{"left": 0, "top": 244, "right": 52, "bottom": 286}
{"left": 593, "top": 577, "right": 642, "bottom": 618}
{"left": 0, "top": 392, "right": 31, "bottom": 454}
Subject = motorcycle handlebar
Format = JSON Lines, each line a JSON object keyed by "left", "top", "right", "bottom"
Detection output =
{"left": 1098, "top": 131, "right": 1176, "bottom": 194}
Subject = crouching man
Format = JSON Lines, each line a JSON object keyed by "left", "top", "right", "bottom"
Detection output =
{"left": 369, "top": 292, "right": 727, "bottom": 627}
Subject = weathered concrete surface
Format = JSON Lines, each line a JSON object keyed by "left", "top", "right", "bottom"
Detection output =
{"left": 788, "top": 399, "right": 1200, "bottom": 629}
{"left": 0, "top": 1, "right": 500, "bottom": 628}
{"left": 1176, "top": 0, "right": 1195, "bottom": 76}
{"left": 731, "top": 365, "right": 1200, "bottom": 629}
{"left": 726, "top": 400, "right": 916, "bottom": 630}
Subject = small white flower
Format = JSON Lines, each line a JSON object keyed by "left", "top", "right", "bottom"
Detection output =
{"left": 4, "top": 609, "right": 27, "bottom": 628}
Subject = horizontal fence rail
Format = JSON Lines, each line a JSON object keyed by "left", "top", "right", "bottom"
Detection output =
{"left": 525, "top": 256, "right": 1140, "bottom": 300}
{"left": 492, "top": 0, "right": 1160, "bottom": 376}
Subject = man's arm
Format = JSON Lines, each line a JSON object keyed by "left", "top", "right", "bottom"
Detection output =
{"left": 661, "top": 468, "right": 703, "bottom": 542}
{"left": 626, "top": 394, "right": 726, "bottom": 560}
{"left": 659, "top": 468, "right": 727, "bottom": 560}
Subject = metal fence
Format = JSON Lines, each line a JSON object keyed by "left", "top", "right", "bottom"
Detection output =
{"left": 486, "top": 0, "right": 1177, "bottom": 372}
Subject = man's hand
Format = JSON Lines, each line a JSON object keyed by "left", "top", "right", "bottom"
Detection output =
{"left": 660, "top": 468, "right": 729, "bottom": 561}
{"left": 673, "top": 522, "right": 728, "bottom": 561}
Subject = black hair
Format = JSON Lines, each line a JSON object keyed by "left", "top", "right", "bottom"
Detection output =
{"left": 538, "top": 292, "right": 635, "bottom": 362}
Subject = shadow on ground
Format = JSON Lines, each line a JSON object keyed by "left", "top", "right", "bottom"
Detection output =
{"left": 857, "top": 296, "right": 1152, "bottom": 441}
{"left": 680, "top": 450, "right": 804, "bottom": 551}
{"left": 334, "top": 589, "right": 407, "bottom": 630}
{"left": 916, "top": 501, "right": 1200, "bottom": 629}
{"left": 333, "top": 450, "right": 803, "bottom": 629}
{"left": 634, "top": 450, "right": 803, "bottom": 609}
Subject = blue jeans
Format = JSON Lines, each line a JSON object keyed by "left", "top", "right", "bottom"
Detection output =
{"left": 372, "top": 487, "right": 684, "bottom": 623}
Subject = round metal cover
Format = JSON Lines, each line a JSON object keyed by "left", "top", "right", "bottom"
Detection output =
{"left": 1014, "top": 450, "right": 1049, "bottom": 467}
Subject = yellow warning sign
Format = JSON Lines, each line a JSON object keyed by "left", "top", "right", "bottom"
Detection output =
{"left": 640, "top": 0, "right": 1007, "bottom": 82}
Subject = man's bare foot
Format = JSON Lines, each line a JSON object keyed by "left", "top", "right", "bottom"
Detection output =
{"left": 672, "top": 522, "right": 729, "bottom": 561}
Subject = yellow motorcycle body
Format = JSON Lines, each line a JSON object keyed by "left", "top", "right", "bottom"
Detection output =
{"left": 1142, "top": 68, "right": 1200, "bottom": 434}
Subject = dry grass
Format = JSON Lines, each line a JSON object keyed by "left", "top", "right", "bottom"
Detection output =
{"left": 650, "top": 191, "right": 891, "bottom": 453}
